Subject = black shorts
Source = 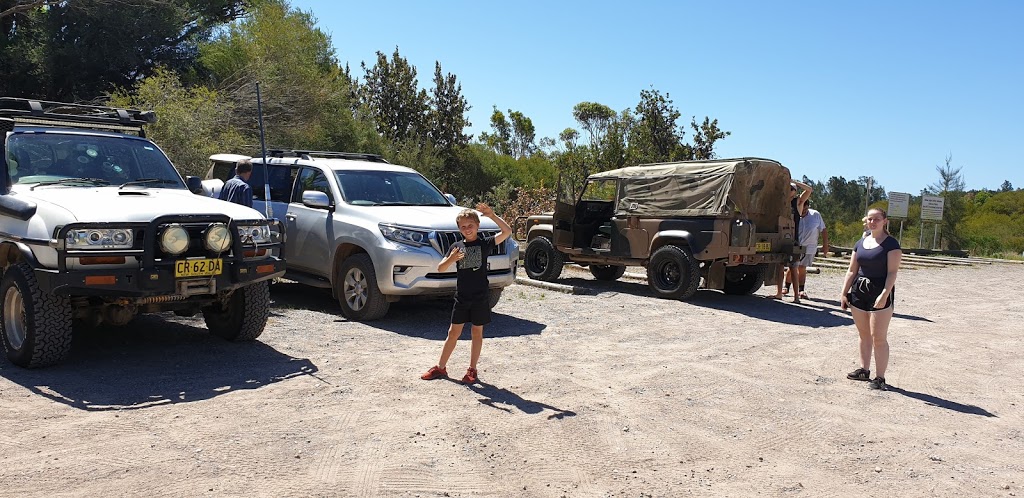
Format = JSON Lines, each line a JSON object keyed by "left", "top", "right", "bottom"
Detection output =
{"left": 451, "top": 295, "right": 491, "bottom": 326}
{"left": 847, "top": 276, "right": 894, "bottom": 312}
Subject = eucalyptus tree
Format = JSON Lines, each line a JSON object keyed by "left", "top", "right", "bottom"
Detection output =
{"left": 198, "top": 0, "right": 368, "bottom": 152}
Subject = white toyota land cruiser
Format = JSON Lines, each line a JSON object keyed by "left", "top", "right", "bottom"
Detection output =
{"left": 0, "top": 98, "right": 286, "bottom": 368}
{"left": 204, "top": 150, "right": 519, "bottom": 321}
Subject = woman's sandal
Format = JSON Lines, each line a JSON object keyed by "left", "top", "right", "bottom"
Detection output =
{"left": 846, "top": 367, "right": 871, "bottom": 381}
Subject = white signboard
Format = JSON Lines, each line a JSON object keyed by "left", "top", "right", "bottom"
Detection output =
{"left": 921, "top": 195, "right": 945, "bottom": 221}
{"left": 888, "top": 192, "right": 910, "bottom": 218}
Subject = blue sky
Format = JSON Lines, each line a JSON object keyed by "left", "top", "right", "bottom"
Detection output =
{"left": 287, "top": 0, "right": 1022, "bottom": 195}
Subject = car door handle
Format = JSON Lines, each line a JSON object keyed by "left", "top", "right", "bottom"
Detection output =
{"left": 285, "top": 214, "right": 297, "bottom": 221}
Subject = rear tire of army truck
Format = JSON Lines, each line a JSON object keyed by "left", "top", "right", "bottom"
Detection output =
{"left": 524, "top": 236, "right": 565, "bottom": 282}
{"left": 722, "top": 265, "right": 767, "bottom": 295}
{"left": 589, "top": 264, "right": 627, "bottom": 281}
{"left": 337, "top": 254, "right": 390, "bottom": 321}
{"left": 647, "top": 245, "right": 700, "bottom": 300}
{"left": 1, "top": 262, "right": 74, "bottom": 368}
{"left": 202, "top": 280, "right": 271, "bottom": 341}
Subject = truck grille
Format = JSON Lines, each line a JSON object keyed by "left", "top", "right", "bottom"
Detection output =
{"left": 432, "top": 230, "right": 508, "bottom": 257}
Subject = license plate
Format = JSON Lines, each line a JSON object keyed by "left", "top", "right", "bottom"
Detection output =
{"left": 175, "top": 258, "right": 223, "bottom": 277}
{"left": 755, "top": 242, "right": 772, "bottom": 252}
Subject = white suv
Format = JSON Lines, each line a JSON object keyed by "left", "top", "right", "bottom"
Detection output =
{"left": 1, "top": 98, "right": 285, "bottom": 368}
{"left": 204, "top": 150, "right": 519, "bottom": 321}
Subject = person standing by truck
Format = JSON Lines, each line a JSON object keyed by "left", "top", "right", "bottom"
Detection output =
{"left": 218, "top": 158, "right": 254, "bottom": 208}
{"left": 771, "top": 180, "right": 812, "bottom": 302}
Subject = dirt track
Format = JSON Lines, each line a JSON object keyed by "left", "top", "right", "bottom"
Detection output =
{"left": 1, "top": 259, "right": 1022, "bottom": 497}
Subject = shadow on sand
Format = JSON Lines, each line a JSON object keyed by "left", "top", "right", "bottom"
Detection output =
{"left": 0, "top": 315, "right": 319, "bottom": 411}
{"left": 463, "top": 381, "right": 577, "bottom": 420}
{"left": 886, "top": 386, "right": 996, "bottom": 417}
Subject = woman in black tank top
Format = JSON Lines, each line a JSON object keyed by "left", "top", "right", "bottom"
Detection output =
{"left": 839, "top": 208, "right": 903, "bottom": 391}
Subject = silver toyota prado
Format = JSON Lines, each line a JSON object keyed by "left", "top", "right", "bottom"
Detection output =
{"left": 205, "top": 150, "right": 519, "bottom": 321}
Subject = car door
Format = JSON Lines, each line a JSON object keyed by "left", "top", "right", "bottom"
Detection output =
{"left": 552, "top": 173, "right": 579, "bottom": 249}
{"left": 286, "top": 166, "right": 335, "bottom": 276}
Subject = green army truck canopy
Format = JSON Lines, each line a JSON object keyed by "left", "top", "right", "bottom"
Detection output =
{"left": 587, "top": 157, "right": 793, "bottom": 230}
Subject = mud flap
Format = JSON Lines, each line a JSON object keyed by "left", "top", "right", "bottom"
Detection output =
{"left": 706, "top": 261, "right": 726, "bottom": 290}
{"left": 764, "top": 263, "right": 781, "bottom": 286}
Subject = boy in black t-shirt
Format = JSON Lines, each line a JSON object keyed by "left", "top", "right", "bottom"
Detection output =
{"left": 421, "top": 203, "right": 512, "bottom": 384}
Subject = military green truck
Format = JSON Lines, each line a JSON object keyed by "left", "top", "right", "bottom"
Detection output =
{"left": 521, "top": 158, "right": 803, "bottom": 300}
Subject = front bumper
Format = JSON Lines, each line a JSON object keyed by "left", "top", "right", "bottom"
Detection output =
{"left": 28, "top": 214, "right": 286, "bottom": 297}
{"left": 373, "top": 238, "right": 518, "bottom": 296}
{"left": 34, "top": 257, "right": 286, "bottom": 297}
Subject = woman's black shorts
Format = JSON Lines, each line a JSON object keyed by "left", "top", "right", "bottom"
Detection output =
{"left": 847, "top": 276, "right": 894, "bottom": 312}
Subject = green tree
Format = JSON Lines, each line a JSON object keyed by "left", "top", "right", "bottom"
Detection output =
{"left": 108, "top": 68, "right": 245, "bottom": 177}
{"left": 926, "top": 154, "right": 967, "bottom": 249}
{"left": 479, "top": 107, "right": 512, "bottom": 156}
{"left": 627, "top": 88, "right": 684, "bottom": 164}
{"left": 199, "top": 0, "right": 372, "bottom": 152}
{"left": 359, "top": 47, "right": 429, "bottom": 145}
{"left": 690, "top": 116, "right": 730, "bottom": 160}
{"left": 427, "top": 61, "right": 472, "bottom": 191}
{"left": 507, "top": 110, "right": 536, "bottom": 159}
{"left": 0, "top": 0, "right": 247, "bottom": 101}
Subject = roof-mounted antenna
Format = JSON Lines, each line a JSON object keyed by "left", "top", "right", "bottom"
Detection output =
{"left": 255, "top": 82, "right": 271, "bottom": 219}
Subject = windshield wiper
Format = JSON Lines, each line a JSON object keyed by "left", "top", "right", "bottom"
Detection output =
{"left": 30, "top": 178, "right": 110, "bottom": 190}
{"left": 376, "top": 201, "right": 416, "bottom": 206}
{"left": 119, "top": 178, "right": 179, "bottom": 189}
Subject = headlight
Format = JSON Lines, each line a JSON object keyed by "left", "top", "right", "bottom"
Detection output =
{"left": 204, "top": 223, "right": 232, "bottom": 252}
{"left": 379, "top": 223, "right": 430, "bottom": 247}
{"left": 237, "top": 223, "right": 271, "bottom": 244}
{"left": 65, "top": 228, "right": 134, "bottom": 249}
{"left": 159, "top": 224, "right": 190, "bottom": 255}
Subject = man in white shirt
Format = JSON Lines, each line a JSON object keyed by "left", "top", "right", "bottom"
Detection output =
{"left": 786, "top": 201, "right": 829, "bottom": 299}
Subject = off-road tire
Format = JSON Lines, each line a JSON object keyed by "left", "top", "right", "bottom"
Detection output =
{"left": 202, "top": 280, "right": 271, "bottom": 341}
{"left": 1, "top": 262, "right": 73, "bottom": 368}
{"left": 647, "top": 245, "right": 700, "bottom": 300}
{"left": 488, "top": 288, "right": 503, "bottom": 309}
{"left": 524, "top": 236, "right": 564, "bottom": 282}
{"left": 589, "top": 264, "right": 626, "bottom": 281}
{"left": 337, "top": 254, "right": 389, "bottom": 321}
{"left": 723, "top": 265, "right": 766, "bottom": 295}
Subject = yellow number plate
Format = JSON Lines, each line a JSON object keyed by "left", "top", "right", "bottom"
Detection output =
{"left": 755, "top": 242, "right": 772, "bottom": 252}
{"left": 175, "top": 258, "right": 223, "bottom": 278}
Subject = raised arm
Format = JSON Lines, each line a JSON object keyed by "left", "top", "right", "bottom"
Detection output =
{"left": 793, "top": 180, "right": 812, "bottom": 210}
{"left": 476, "top": 202, "right": 512, "bottom": 245}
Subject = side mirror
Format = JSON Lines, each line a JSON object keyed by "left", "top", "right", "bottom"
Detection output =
{"left": 185, "top": 176, "right": 204, "bottom": 194}
{"left": 445, "top": 193, "right": 457, "bottom": 205}
{"left": 302, "top": 190, "right": 332, "bottom": 210}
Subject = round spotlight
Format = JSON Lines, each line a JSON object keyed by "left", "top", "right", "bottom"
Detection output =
{"left": 159, "top": 224, "right": 190, "bottom": 255}
{"left": 204, "top": 223, "right": 232, "bottom": 252}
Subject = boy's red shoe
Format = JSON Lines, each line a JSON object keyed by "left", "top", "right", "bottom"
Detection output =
{"left": 461, "top": 367, "right": 478, "bottom": 384}
{"left": 420, "top": 366, "right": 447, "bottom": 380}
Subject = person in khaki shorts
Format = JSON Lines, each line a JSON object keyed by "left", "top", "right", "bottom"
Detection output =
{"left": 421, "top": 203, "right": 512, "bottom": 385}
{"left": 785, "top": 200, "right": 829, "bottom": 299}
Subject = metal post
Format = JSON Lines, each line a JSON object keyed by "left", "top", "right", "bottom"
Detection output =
{"left": 255, "top": 82, "right": 272, "bottom": 219}
{"left": 919, "top": 222, "right": 924, "bottom": 249}
{"left": 898, "top": 220, "right": 904, "bottom": 246}
{"left": 933, "top": 224, "right": 939, "bottom": 250}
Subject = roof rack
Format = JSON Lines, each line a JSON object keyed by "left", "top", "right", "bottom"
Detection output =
{"left": 0, "top": 98, "right": 156, "bottom": 133}
{"left": 267, "top": 149, "right": 389, "bottom": 163}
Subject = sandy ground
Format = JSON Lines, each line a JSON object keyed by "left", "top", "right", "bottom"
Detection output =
{"left": 1, "top": 258, "right": 1022, "bottom": 497}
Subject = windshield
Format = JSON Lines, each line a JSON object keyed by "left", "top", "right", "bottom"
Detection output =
{"left": 336, "top": 170, "right": 449, "bottom": 206}
{"left": 6, "top": 132, "right": 185, "bottom": 188}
